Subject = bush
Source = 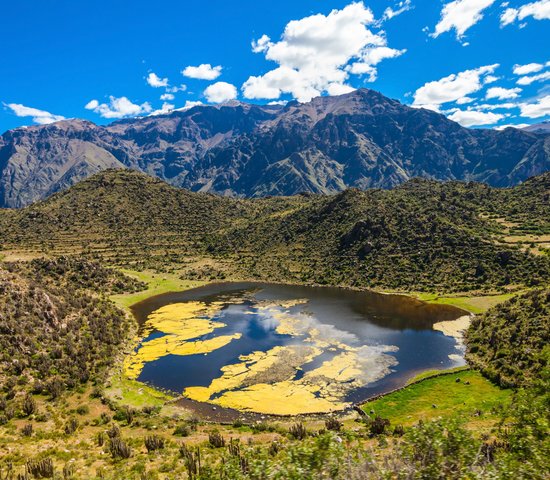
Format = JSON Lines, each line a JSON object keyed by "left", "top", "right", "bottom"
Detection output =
{"left": 289, "top": 422, "right": 307, "bottom": 440}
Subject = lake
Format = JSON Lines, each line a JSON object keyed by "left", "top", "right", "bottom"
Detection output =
{"left": 126, "top": 282, "right": 468, "bottom": 415}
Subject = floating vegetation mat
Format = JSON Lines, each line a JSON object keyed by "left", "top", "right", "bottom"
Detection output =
{"left": 125, "top": 283, "right": 466, "bottom": 415}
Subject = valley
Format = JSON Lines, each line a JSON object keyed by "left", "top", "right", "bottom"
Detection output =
{"left": 0, "top": 171, "right": 548, "bottom": 478}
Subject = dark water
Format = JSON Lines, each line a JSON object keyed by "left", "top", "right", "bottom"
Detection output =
{"left": 131, "top": 282, "right": 467, "bottom": 403}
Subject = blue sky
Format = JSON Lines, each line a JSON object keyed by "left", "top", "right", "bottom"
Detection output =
{"left": 1, "top": 0, "right": 549, "bottom": 132}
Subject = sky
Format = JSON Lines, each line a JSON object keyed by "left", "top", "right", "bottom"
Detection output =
{"left": 1, "top": 0, "right": 549, "bottom": 133}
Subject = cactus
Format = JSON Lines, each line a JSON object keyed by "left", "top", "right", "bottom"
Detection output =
{"left": 208, "top": 430, "right": 225, "bottom": 448}
{"left": 26, "top": 457, "right": 54, "bottom": 478}
{"left": 179, "top": 444, "right": 201, "bottom": 479}
{"left": 108, "top": 438, "right": 132, "bottom": 459}
{"left": 144, "top": 435, "right": 165, "bottom": 452}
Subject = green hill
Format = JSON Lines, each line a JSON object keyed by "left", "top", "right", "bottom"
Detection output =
{"left": 1, "top": 169, "right": 548, "bottom": 292}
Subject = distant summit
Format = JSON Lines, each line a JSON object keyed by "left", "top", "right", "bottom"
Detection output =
{"left": 524, "top": 121, "right": 550, "bottom": 134}
{"left": 0, "top": 88, "right": 548, "bottom": 208}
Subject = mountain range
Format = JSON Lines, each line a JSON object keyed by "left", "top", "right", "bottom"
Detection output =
{"left": 1, "top": 88, "right": 549, "bottom": 208}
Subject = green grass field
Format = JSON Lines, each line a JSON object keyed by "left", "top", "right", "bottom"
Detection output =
{"left": 362, "top": 369, "right": 512, "bottom": 427}
{"left": 416, "top": 292, "right": 518, "bottom": 313}
{"left": 110, "top": 269, "right": 206, "bottom": 309}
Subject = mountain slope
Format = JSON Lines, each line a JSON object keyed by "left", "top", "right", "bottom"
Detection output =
{"left": 1, "top": 169, "right": 548, "bottom": 292}
{"left": 1, "top": 89, "right": 549, "bottom": 207}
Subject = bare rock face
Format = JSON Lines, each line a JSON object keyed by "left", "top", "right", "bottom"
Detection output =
{"left": 0, "top": 89, "right": 548, "bottom": 208}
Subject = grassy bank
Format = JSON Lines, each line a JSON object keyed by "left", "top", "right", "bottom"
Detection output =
{"left": 362, "top": 369, "right": 512, "bottom": 428}
{"left": 415, "top": 291, "right": 519, "bottom": 314}
{"left": 110, "top": 269, "right": 206, "bottom": 310}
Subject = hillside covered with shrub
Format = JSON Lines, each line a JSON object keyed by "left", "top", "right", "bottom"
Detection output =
{"left": 467, "top": 288, "right": 550, "bottom": 387}
{"left": 0, "top": 169, "right": 548, "bottom": 293}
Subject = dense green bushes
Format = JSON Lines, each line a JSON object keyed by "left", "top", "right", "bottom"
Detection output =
{"left": 0, "top": 257, "right": 144, "bottom": 413}
{"left": 466, "top": 288, "right": 550, "bottom": 387}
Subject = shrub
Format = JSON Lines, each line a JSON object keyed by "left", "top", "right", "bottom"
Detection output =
{"left": 22, "top": 394, "right": 37, "bottom": 417}
{"left": 289, "top": 422, "right": 307, "bottom": 440}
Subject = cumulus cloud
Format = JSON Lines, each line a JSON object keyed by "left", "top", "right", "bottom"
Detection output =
{"left": 182, "top": 64, "right": 222, "bottom": 80}
{"left": 447, "top": 108, "right": 505, "bottom": 126}
{"left": 516, "top": 70, "right": 550, "bottom": 85}
{"left": 203, "top": 82, "right": 238, "bottom": 103}
{"left": 146, "top": 72, "right": 169, "bottom": 88}
{"left": 160, "top": 93, "right": 175, "bottom": 101}
{"left": 85, "top": 96, "right": 152, "bottom": 119}
{"left": 242, "top": 2, "right": 405, "bottom": 102}
{"left": 486, "top": 86, "right": 522, "bottom": 99}
{"left": 456, "top": 96, "right": 475, "bottom": 104}
{"left": 519, "top": 94, "right": 550, "bottom": 118}
{"left": 5, "top": 103, "right": 65, "bottom": 125}
{"left": 432, "top": 0, "right": 496, "bottom": 40}
{"left": 513, "top": 62, "right": 546, "bottom": 75}
{"left": 412, "top": 64, "right": 499, "bottom": 109}
{"left": 500, "top": 0, "right": 550, "bottom": 26}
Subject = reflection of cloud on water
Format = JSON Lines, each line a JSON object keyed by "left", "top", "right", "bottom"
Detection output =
{"left": 354, "top": 345, "right": 399, "bottom": 384}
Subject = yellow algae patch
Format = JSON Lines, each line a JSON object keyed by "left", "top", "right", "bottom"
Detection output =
{"left": 124, "top": 333, "right": 241, "bottom": 379}
{"left": 305, "top": 351, "right": 363, "bottom": 383}
{"left": 183, "top": 345, "right": 322, "bottom": 405}
{"left": 214, "top": 381, "right": 348, "bottom": 415}
{"left": 142, "top": 301, "right": 225, "bottom": 337}
{"left": 433, "top": 315, "right": 472, "bottom": 339}
{"left": 123, "top": 300, "right": 241, "bottom": 380}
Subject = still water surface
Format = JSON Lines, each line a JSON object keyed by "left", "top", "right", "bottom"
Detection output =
{"left": 129, "top": 282, "right": 467, "bottom": 414}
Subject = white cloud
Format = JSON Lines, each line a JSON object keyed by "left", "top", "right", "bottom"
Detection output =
{"left": 182, "top": 64, "right": 222, "bottom": 80}
{"left": 160, "top": 93, "right": 175, "bottom": 101}
{"left": 149, "top": 102, "right": 175, "bottom": 116}
{"left": 447, "top": 108, "right": 505, "bottom": 126}
{"left": 146, "top": 72, "right": 169, "bottom": 88}
{"left": 382, "top": 0, "right": 412, "bottom": 21}
{"left": 242, "top": 2, "right": 404, "bottom": 102}
{"left": 85, "top": 96, "right": 152, "bottom": 119}
{"left": 484, "top": 75, "right": 499, "bottom": 84}
{"left": 500, "top": 0, "right": 550, "bottom": 26}
{"left": 474, "top": 102, "right": 518, "bottom": 110}
{"left": 516, "top": 70, "right": 550, "bottom": 85}
{"left": 456, "top": 96, "right": 475, "bottom": 104}
{"left": 178, "top": 100, "right": 203, "bottom": 110}
{"left": 5, "top": 103, "right": 65, "bottom": 125}
{"left": 513, "top": 62, "right": 545, "bottom": 75}
{"left": 486, "top": 86, "right": 522, "bottom": 99}
{"left": 412, "top": 64, "right": 499, "bottom": 108}
{"left": 166, "top": 84, "right": 187, "bottom": 93}
{"left": 494, "top": 123, "right": 529, "bottom": 130}
{"left": 432, "top": 0, "right": 496, "bottom": 40}
{"left": 519, "top": 95, "right": 550, "bottom": 118}
{"left": 203, "top": 82, "right": 238, "bottom": 103}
